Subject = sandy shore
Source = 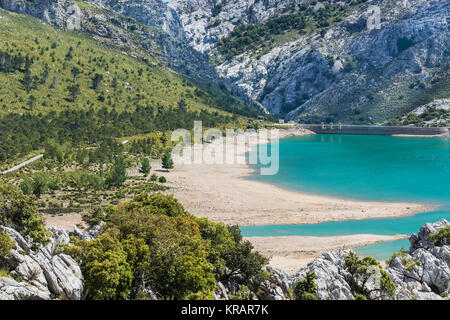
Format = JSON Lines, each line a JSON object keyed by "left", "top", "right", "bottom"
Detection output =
{"left": 164, "top": 128, "right": 428, "bottom": 227}
{"left": 45, "top": 212, "right": 84, "bottom": 230}
{"left": 245, "top": 234, "right": 406, "bottom": 274}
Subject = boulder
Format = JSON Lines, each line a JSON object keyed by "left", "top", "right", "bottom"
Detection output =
{"left": 0, "top": 225, "right": 84, "bottom": 300}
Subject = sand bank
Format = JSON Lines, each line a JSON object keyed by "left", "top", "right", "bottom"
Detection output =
{"left": 164, "top": 128, "right": 429, "bottom": 226}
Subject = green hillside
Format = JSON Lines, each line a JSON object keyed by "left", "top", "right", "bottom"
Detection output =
{"left": 0, "top": 8, "right": 255, "bottom": 117}
{"left": 0, "top": 9, "right": 263, "bottom": 165}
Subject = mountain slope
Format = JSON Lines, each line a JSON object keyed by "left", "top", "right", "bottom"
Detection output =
{"left": 0, "top": 6, "right": 267, "bottom": 165}
{"left": 172, "top": 0, "right": 450, "bottom": 123}
{"left": 0, "top": 0, "right": 219, "bottom": 82}
{"left": 0, "top": 7, "right": 256, "bottom": 117}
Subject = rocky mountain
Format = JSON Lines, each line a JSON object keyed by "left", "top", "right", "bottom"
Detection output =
{"left": 169, "top": 0, "right": 300, "bottom": 53}
{"left": 172, "top": 0, "right": 450, "bottom": 123}
{"left": 2, "top": 1, "right": 447, "bottom": 122}
{"left": 89, "top": 0, "right": 185, "bottom": 40}
{"left": 397, "top": 98, "right": 450, "bottom": 126}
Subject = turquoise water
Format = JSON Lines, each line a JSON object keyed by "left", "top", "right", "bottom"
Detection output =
{"left": 241, "top": 134, "right": 450, "bottom": 259}
{"left": 354, "top": 239, "right": 411, "bottom": 261}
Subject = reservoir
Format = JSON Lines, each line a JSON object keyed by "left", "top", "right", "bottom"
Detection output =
{"left": 241, "top": 134, "right": 450, "bottom": 259}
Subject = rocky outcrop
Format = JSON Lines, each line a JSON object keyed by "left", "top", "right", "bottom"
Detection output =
{"left": 212, "top": 266, "right": 291, "bottom": 300}
{"left": 292, "top": 251, "right": 355, "bottom": 300}
{"left": 0, "top": 0, "right": 82, "bottom": 30}
{"left": 402, "top": 99, "right": 450, "bottom": 127}
{"left": 0, "top": 226, "right": 83, "bottom": 300}
{"left": 91, "top": 0, "right": 185, "bottom": 40}
{"left": 247, "top": 220, "right": 450, "bottom": 301}
{"left": 386, "top": 219, "right": 450, "bottom": 300}
{"left": 211, "top": 220, "right": 450, "bottom": 300}
{"left": 288, "top": 219, "right": 450, "bottom": 300}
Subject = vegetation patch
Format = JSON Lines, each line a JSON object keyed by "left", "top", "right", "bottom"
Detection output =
{"left": 216, "top": 0, "right": 368, "bottom": 60}
{"left": 430, "top": 226, "right": 450, "bottom": 247}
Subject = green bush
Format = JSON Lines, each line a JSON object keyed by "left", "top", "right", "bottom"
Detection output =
{"left": 158, "top": 176, "right": 167, "bottom": 183}
{"left": 229, "top": 285, "right": 252, "bottom": 300}
{"left": 81, "top": 206, "right": 108, "bottom": 228}
{"left": 0, "top": 184, "right": 49, "bottom": 246}
{"left": 294, "top": 271, "right": 318, "bottom": 300}
{"left": 0, "top": 231, "right": 15, "bottom": 258}
{"left": 429, "top": 226, "right": 450, "bottom": 246}
{"left": 344, "top": 251, "right": 396, "bottom": 300}
{"left": 60, "top": 193, "right": 270, "bottom": 300}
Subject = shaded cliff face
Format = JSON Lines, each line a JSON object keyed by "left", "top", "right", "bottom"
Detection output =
{"left": 0, "top": 0, "right": 219, "bottom": 83}
{"left": 172, "top": 0, "right": 450, "bottom": 122}
{"left": 89, "top": 0, "right": 185, "bottom": 40}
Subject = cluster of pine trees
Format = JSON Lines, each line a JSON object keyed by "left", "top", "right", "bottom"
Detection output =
{"left": 0, "top": 106, "right": 232, "bottom": 162}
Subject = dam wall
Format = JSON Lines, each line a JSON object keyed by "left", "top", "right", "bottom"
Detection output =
{"left": 299, "top": 124, "right": 449, "bottom": 136}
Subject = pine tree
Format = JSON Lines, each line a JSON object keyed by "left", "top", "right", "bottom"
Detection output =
{"left": 139, "top": 158, "right": 151, "bottom": 177}
{"left": 161, "top": 152, "right": 174, "bottom": 171}
{"left": 106, "top": 156, "right": 128, "bottom": 187}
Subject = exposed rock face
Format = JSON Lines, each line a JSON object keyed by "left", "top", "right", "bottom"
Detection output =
{"left": 89, "top": 0, "right": 185, "bottom": 40}
{"left": 287, "top": 219, "right": 450, "bottom": 300}
{"left": 387, "top": 219, "right": 450, "bottom": 300}
{"left": 0, "top": 226, "right": 83, "bottom": 300}
{"left": 169, "top": 0, "right": 300, "bottom": 54}
{"left": 292, "top": 250, "right": 355, "bottom": 300}
{"left": 402, "top": 99, "right": 450, "bottom": 126}
{"left": 172, "top": 0, "right": 450, "bottom": 121}
{"left": 212, "top": 220, "right": 450, "bottom": 300}
{"left": 0, "top": 0, "right": 82, "bottom": 30}
{"left": 212, "top": 266, "right": 291, "bottom": 300}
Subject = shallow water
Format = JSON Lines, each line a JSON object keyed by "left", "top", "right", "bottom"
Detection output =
{"left": 241, "top": 134, "right": 450, "bottom": 259}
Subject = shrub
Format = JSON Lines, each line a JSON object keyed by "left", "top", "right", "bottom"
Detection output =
{"left": 0, "top": 268, "right": 11, "bottom": 278}
{"left": 158, "top": 176, "right": 167, "bottom": 183}
{"left": 184, "top": 290, "right": 213, "bottom": 300}
{"left": 229, "top": 285, "right": 252, "bottom": 300}
{"left": 221, "top": 226, "right": 269, "bottom": 292}
{"left": 139, "top": 158, "right": 151, "bottom": 177}
{"left": 294, "top": 271, "right": 318, "bottom": 300}
{"left": 345, "top": 251, "right": 396, "bottom": 300}
{"left": 0, "top": 231, "right": 15, "bottom": 258}
{"left": 429, "top": 226, "right": 450, "bottom": 246}
{"left": 106, "top": 156, "right": 128, "bottom": 187}
{"left": 20, "top": 178, "right": 34, "bottom": 195}
{"left": 161, "top": 152, "right": 174, "bottom": 170}
{"left": 82, "top": 206, "right": 107, "bottom": 228}
{"left": 0, "top": 184, "right": 49, "bottom": 245}
{"left": 62, "top": 234, "right": 133, "bottom": 300}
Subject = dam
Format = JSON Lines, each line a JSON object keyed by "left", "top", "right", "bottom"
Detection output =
{"left": 299, "top": 124, "right": 449, "bottom": 136}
